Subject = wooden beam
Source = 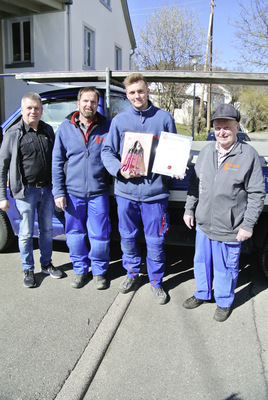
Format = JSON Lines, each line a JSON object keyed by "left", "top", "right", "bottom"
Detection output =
{"left": 30, "top": 0, "right": 65, "bottom": 11}
{"left": 15, "top": 70, "right": 268, "bottom": 86}
{"left": 0, "top": 3, "right": 22, "bottom": 15}
{"left": 1, "top": 0, "right": 42, "bottom": 14}
{"left": 0, "top": 0, "right": 65, "bottom": 17}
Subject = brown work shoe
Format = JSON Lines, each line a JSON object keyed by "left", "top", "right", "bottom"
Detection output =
{"left": 71, "top": 273, "right": 86, "bottom": 289}
{"left": 151, "top": 285, "right": 168, "bottom": 305}
{"left": 213, "top": 306, "right": 231, "bottom": 322}
{"left": 93, "top": 274, "right": 107, "bottom": 290}
{"left": 118, "top": 275, "right": 139, "bottom": 294}
{"left": 183, "top": 295, "right": 204, "bottom": 309}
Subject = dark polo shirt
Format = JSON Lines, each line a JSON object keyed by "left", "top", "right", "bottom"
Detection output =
{"left": 19, "top": 120, "right": 54, "bottom": 185}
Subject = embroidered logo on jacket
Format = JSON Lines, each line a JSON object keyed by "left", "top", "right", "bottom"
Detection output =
{"left": 223, "top": 162, "right": 240, "bottom": 171}
{"left": 96, "top": 136, "right": 105, "bottom": 144}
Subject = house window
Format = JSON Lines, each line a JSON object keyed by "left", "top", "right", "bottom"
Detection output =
{"left": 83, "top": 26, "right": 95, "bottom": 69}
{"left": 115, "top": 46, "right": 122, "bottom": 70}
{"left": 100, "top": 0, "right": 111, "bottom": 10}
{"left": 6, "top": 17, "right": 33, "bottom": 67}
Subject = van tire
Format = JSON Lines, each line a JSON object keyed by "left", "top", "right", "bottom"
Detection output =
{"left": 0, "top": 210, "right": 15, "bottom": 251}
{"left": 260, "top": 240, "right": 268, "bottom": 279}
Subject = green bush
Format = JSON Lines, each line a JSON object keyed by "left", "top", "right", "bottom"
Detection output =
{"left": 175, "top": 123, "right": 208, "bottom": 140}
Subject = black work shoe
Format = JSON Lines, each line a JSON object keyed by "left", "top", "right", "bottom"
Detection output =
{"left": 151, "top": 285, "right": 168, "bottom": 305}
{"left": 183, "top": 295, "right": 204, "bottom": 309}
{"left": 213, "top": 306, "right": 231, "bottom": 322}
{"left": 23, "top": 270, "right": 36, "bottom": 288}
{"left": 118, "top": 275, "right": 139, "bottom": 294}
{"left": 71, "top": 274, "right": 86, "bottom": 289}
{"left": 41, "top": 263, "right": 63, "bottom": 279}
{"left": 93, "top": 274, "right": 107, "bottom": 290}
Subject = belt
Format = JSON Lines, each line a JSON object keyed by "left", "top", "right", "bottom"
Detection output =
{"left": 28, "top": 182, "right": 49, "bottom": 188}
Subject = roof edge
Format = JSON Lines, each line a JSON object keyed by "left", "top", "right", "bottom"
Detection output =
{"left": 121, "top": 0, "right": 136, "bottom": 50}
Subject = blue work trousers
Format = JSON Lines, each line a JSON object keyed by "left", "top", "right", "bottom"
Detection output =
{"left": 15, "top": 185, "right": 54, "bottom": 271}
{"left": 65, "top": 193, "right": 111, "bottom": 275}
{"left": 116, "top": 196, "right": 169, "bottom": 287}
{"left": 194, "top": 226, "right": 241, "bottom": 308}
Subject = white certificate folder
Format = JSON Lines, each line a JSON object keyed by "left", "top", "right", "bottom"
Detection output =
{"left": 152, "top": 132, "right": 192, "bottom": 178}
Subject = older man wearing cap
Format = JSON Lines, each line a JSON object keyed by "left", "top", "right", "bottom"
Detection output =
{"left": 182, "top": 103, "right": 265, "bottom": 322}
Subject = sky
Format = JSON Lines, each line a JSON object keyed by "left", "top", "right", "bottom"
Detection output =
{"left": 127, "top": 0, "right": 252, "bottom": 72}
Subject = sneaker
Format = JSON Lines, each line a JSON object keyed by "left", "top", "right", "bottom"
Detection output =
{"left": 23, "top": 270, "right": 36, "bottom": 288}
{"left": 183, "top": 295, "right": 204, "bottom": 309}
{"left": 118, "top": 275, "right": 139, "bottom": 294}
{"left": 213, "top": 306, "right": 231, "bottom": 322}
{"left": 41, "top": 263, "right": 63, "bottom": 279}
{"left": 93, "top": 274, "right": 107, "bottom": 290}
{"left": 151, "top": 285, "right": 168, "bottom": 305}
{"left": 71, "top": 274, "right": 86, "bottom": 289}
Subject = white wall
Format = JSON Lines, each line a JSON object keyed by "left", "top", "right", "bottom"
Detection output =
{"left": 2, "top": 12, "right": 68, "bottom": 119}
{"left": 33, "top": 12, "right": 67, "bottom": 71}
{"left": 70, "top": 0, "right": 132, "bottom": 70}
{"left": 2, "top": 1, "right": 134, "bottom": 120}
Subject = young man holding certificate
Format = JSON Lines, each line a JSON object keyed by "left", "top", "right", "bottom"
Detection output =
{"left": 102, "top": 73, "right": 177, "bottom": 304}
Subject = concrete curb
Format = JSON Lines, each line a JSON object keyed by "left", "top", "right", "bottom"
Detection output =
{"left": 55, "top": 290, "right": 135, "bottom": 400}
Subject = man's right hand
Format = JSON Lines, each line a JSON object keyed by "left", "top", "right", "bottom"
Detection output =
{"left": 55, "top": 196, "right": 67, "bottom": 211}
{"left": 120, "top": 168, "right": 141, "bottom": 179}
{"left": 0, "top": 200, "right": 10, "bottom": 212}
{"left": 183, "top": 214, "right": 195, "bottom": 229}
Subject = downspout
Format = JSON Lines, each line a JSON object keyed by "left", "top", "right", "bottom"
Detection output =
{"left": 64, "top": 0, "right": 73, "bottom": 71}
{"left": 0, "top": 20, "right": 5, "bottom": 123}
{"left": 129, "top": 48, "right": 135, "bottom": 70}
{"left": 106, "top": 67, "right": 111, "bottom": 118}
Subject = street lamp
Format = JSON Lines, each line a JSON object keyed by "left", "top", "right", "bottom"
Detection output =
{"left": 190, "top": 55, "right": 201, "bottom": 140}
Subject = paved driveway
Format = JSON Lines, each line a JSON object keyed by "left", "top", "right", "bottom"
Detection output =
{"left": 0, "top": 241, "right": 268, "bottom": 400}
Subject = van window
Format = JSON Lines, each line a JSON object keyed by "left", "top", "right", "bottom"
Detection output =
{"left": 109, "top": 95, "right": 131, "bottom": 118}
{"left": 42, "top": 99, "right": 78, "bottom": 133}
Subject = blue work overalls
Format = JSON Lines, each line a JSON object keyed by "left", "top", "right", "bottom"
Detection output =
{"left": 194, "top": 226, "right": 241, "bottom": 307}
{"left": 65, "top": 193, "right": 111, "bottom": 275}
{"left": 116, "top": 196, "right": 169, "bottom": 287}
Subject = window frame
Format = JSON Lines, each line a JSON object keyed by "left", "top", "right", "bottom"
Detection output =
{"left": 99, "top": 0, "right": 112, "bottom": 11}
{"left": 83, "top": 25, "right": 95, "bottom": 70}
{"left": 5, "top": 16, "right": 34, "bottom": 68}
{"left": 115, "top": 45, "right": 122, "bottom": 70}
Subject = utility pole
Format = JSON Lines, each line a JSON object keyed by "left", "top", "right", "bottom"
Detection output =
{"left": 207, "top": 0, "right": 215, "bottom": 133}
{"left": 197, "top": 0, "right": 215, "bottom": 135}
{"left": 190, "top": 55, "right": 201, "bottom": 140}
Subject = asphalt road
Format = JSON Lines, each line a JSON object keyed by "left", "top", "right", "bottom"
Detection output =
{"left": 0, "top": 239, "right": 268, "bottom": 400}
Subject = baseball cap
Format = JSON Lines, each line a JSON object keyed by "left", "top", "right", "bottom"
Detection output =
{"left": 211, "top": 104, "right": 240, "bottom": 122}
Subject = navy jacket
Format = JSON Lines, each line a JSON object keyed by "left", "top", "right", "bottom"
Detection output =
{"left": 101, "top": 101, "right": 177, "bottom": 202}
{"left": 52, "top": 112, "right": 111, "bottom": 199}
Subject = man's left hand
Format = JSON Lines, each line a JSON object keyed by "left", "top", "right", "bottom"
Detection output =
{"left": 120, "top": 168, "right": 141, "bottom": 179}
{"left": 236, "top": 228, "right": 252, "bottom": 242}
{"left": 172, "top": 166, "right": 189, "bottom": 180}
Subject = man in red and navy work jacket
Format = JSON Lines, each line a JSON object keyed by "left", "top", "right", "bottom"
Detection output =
{"left": 52, "top": 87, "right": 111, "bottom": 290}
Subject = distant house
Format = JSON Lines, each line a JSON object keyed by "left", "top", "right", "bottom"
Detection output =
{"left": 0, "top": 0, "right": 136, "bottom": 121}
{"left": 148, "top": 80, "right": 232, "bottom": 126}
{"left": 174, "top": 83, "right": 232, "bottom": 125}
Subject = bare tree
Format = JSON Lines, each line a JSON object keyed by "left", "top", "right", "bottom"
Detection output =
{"left": 133, "top": 4, "right": 206, "bottom": 113}
{"left": 239, "top": 86, "right": 268, "bottom": 131}
{"left": 235, "top": 0, "right": 268, "bottom": 70}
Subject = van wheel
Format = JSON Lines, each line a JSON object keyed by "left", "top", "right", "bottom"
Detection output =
{"left": 0, "top": 210, "right": 15, "bottom": 251}
{"left": 260, "top": 240, "right": 268, "bottom": 279}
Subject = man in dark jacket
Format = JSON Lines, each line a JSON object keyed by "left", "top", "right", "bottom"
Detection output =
{"left": 0, "top": 92, "right": 63, "bottom": 288}
{"left": 183, "top": 104, "right": 265, "bottom": 321}
{"left": 52, "top": 87, "right": 111, "bottom": 290}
